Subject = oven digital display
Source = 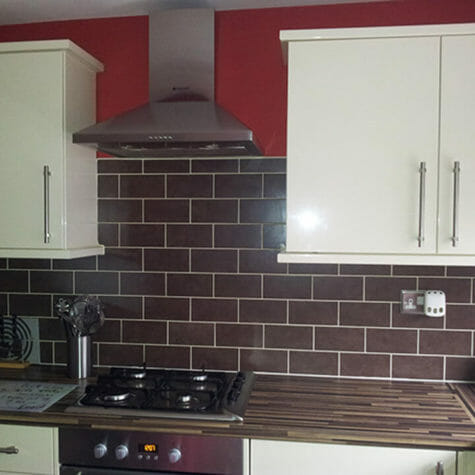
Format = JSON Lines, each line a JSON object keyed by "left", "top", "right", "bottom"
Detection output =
{"left": 138, "top": 443, "right": 158, "bottom": 453}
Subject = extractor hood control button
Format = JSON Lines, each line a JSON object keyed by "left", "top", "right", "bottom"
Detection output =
{"left": 115, "top": 444, "right": 129, "bottom": 460}
{"left": 168, "top": 448, "right": 182, "bottom": 464}
{"left": 94, "top": 443, "right": 107, "bottom": 459}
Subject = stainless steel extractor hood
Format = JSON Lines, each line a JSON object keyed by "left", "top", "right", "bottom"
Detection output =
{"left": 73, "top": 9, "right": 261, "bottom": 157}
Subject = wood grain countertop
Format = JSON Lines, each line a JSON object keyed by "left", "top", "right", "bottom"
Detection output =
{"left": 0, "top": 366, "right": 474, "bottom": 450}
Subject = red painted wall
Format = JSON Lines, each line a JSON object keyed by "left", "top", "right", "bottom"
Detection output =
{"left": 1, "top": 0, "right": 475, "bottom": 156}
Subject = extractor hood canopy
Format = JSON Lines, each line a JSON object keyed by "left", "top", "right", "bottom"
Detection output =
{"left": 73, "top": 9, "right": 261, "bottom": 158}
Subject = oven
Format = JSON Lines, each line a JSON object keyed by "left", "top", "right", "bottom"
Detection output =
{"left": 59, "top": 427, "right": 246, "bottom": 474}
{"left": 60, "top": 367, "right": 254, "bottom": 474}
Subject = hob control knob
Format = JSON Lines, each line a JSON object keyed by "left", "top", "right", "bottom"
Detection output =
{"left": 168, "top": 448, "right": 182, "bottom": 464}
{"left": 94, "top": 443, "right": 107, "bottom": 459}
{"left": 115, "top": 444, "right": 129, "bottom": 460}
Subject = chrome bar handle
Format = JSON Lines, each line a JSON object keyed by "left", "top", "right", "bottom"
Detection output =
{"left": 43, "top": 165, "right": 51, "bottom": 244}
{"left": 451, "top": 161, "right": 460, "bottom": 247}
{"left": 435, "top": 461, "right": 444, "bottom": 475}
{"left": 0, "top": 446, "right": 19, "bottom": 454}
{"left": 418, "top": 161, "right": 426, "bottom": 247}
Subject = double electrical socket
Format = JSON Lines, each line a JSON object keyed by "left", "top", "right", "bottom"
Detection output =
{"left": 400, "top": 290, "right": 446, "bottom": 317}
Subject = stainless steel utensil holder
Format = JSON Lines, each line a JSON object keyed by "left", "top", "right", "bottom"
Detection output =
{"left": 67, "top": 334, "right": 92, "bottom": 379}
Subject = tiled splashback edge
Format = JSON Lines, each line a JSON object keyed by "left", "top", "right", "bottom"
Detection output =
{"left": 0, "top": 157, "right": 474, "bottom": 381}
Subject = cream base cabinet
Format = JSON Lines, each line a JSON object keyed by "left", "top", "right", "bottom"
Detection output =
{"left": 458, "top": 451, "right": 475, "bottom": 475}
{"left": 0, "top": 40, "right": 104, "bottom": 259}
{"left": 279, "top": 24, "right": 475, "bottom": 266}
{"left": 0, "top": 424, "right": 59, "bottom": 475}
{"left": 250, "top": 440, "right": 456, "bottom": 475}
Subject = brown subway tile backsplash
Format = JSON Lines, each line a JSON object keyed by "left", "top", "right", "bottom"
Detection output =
{"left": 0, "top": 270, "right": 29, "bottom": 293}
{"left": 167, "top": 274, "right": 212, "bottom": 297}
{"left": 191, "top": 199, "right": 238, "bottom": 223}
{"left": 365, "top": 277, "right": 416, "bottom": 301}
{"left": 215, "top": 224, "right": 262, "bottom": 248}
{"left": 341, "top": 353, "right": 390, "bottom": 378}
{"left": 98, "top": 199, "right": 142, "bottom": 222}
{"left": 144, "top": 249, "right": 189, "bottom": 272}
{"left": 169, "top": 322, "right": 214, "bottom": 346}
{"left": 239, "top": 250, "right": 286, "bottom": 274}
{"left": 340, "top": 302, "right": 390, "bottom": 327}
{"left": 315, "top": 327, "right": 364, "bottom": 352}
{"left": 145, "top": 346, "right": 190, "bottom": 369}
{"left": 392, "top": 355, "right": 444, "bottom": 380}
{"left": 167, "top": 175, "right": 212, "bottom": 198}
{"left": 144, "top": 159, "right": 190, "bottom": 174}
{"left": 122, "top": 321, "right": 167, "bottom": 344}
{"left": 265, "top": 325, "right": 313, "bottom": 349}
{"left": 419, "top": 277, "right": 472, "bottom": 303}
{"left": 191, "top": 298, "right": 237, "bottom": 322}
{"left": 215, "top": 174, "right": 262, "bottom": 198}
{"left": 120, "top": 175, "right": 164, "bottom": 198}
{"left": 192, "top": 347, "right": 238, "bottom": 371}
{"left": 239, "top": 299, "right": 287, "bottom": 324}
{"left": 366, "top": 329, "right": 417, "bottom": 353}
{"left": 239, "top": 199, "right": 285, "bottom": 223}
{"left": 216, "top": 323, "right": 263, "bottom": 347}
{"left": 314, "top": 276, "right": 363, "bottom": 300}
{"left": 144, "top": 200, "right": 189, "bottom": 222}
{"left": 145, "top": 297, "right": 189, "bottom": 320}
{"left": 120, "top": 224, "right": 164, "bottom": 247}
{"left": 191, "top": 249, "right": 237, "bottom": 273}
{"left": 289, "top": 301, "right": 337, "bottom": 325}
{"left": 264, "top": 275, "right": 311, "bottom": 299}
{"left": 240, "top": 349, "right": 287, "bottom": 373}
{"left": 167, "top": 224, "right": 212, "bottom": 247}
{"left": 289, "top": 351, "right": 338, "bottom": 375}
{"left": 12, "top": 158, "right": 474, "bottom": 381}
{"left": 420, "top": 330, "right": 472, "bottom": 355}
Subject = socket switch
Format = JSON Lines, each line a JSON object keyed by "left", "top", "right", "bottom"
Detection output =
{"left": 400, "top": 290, "right": 425, "bottom": 315}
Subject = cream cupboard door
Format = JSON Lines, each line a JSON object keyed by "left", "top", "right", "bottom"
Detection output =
{"left": 0, "top": 424, "right": 59, "bottom": 474}
{"left": 0, "top": 51, "right": 64, "bottom": 249}
{"left": 250, "top": 440, "right": 456, "bottom": 475}
{"left": 438, "top": 35, "right": 475, "bottom": 254}
{"left": 286, "top": 37, "right": 440, "bottom": 255}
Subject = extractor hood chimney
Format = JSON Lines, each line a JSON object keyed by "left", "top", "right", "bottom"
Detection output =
{"left": 73, "top": 9, "right": 262, "bottom": 157}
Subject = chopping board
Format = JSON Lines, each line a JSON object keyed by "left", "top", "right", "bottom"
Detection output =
{"left": 0, "top": 380, "right": 76, "bottom": 412}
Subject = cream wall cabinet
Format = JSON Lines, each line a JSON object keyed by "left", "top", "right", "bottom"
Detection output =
{"left": 0, "top": 423, "right": 59, "bottom": 474}
{"left": 279, "top": 24, "right": 475, "bottom": 265}
{"left": 0, "top": 40, "right": 104, "bottom": 259}
{"left": 250, "top": 439, "right": 457, "bottom": 475}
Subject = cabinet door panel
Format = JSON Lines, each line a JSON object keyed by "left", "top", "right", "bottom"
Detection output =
{"left": 286, "top": 37, "right": 439, "bottom": 254}
{"left": 439, "top": 35, "right": 475, "bottom": 254}
{"left": 0, "top": 51, "right": 64, "bottom": 249}
{"left": 0, "top": 423, "right": 58, "bottom": 474}
{"left": 251, "top": 440, "right": 456, "bottom": 475}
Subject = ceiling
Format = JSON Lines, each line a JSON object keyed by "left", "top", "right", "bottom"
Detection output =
{"left": 0, "top": 0, "right": 382, "bottom": 26}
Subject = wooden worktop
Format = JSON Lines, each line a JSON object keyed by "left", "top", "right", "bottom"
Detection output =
{"left": 0, "top": 366, "right": 473, "bottom": 450}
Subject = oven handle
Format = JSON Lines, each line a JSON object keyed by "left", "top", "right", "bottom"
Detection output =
{"left": 61, "top": 467, "right": 178, "bottom": 475}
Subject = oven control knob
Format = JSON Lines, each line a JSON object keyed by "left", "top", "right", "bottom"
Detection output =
{"left": 94, "top": 443, "right": 107, "bottom": 459}
{"left": 115, "top": 444, "right": 129, "bottom": 460}
{"left": 168, "top": 448, "right": 182, "bottom": 464}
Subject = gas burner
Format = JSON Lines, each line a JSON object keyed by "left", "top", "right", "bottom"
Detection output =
{"left": 193, "top": 373, "right": 208, "bottom": 382}
{"left": 111, "top": 366, "right": 147, "bottom": 379}
{"left": 175, "top": 393, "right": 202, "bottom": 409}
{"left": 102, "top": 389, "right": 131, "bottom": 403}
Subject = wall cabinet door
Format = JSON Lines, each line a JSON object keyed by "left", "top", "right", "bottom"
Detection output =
{"left": 0, "top": 423, "right": 59, "bottom": 474}
{"left": 285, "top": 36, "right": 440, "bottom": 256}
{"left": 280, "top": 24, "right": 475, "bottom": 265}
{"left": 438, "top": 35, "right": 475, "bottom": 254}
{"left": 250, "top": 439, "right": 456, "bottom": 475}
{"left": 0, "top": 41, "right": 104, "bottom": 259}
